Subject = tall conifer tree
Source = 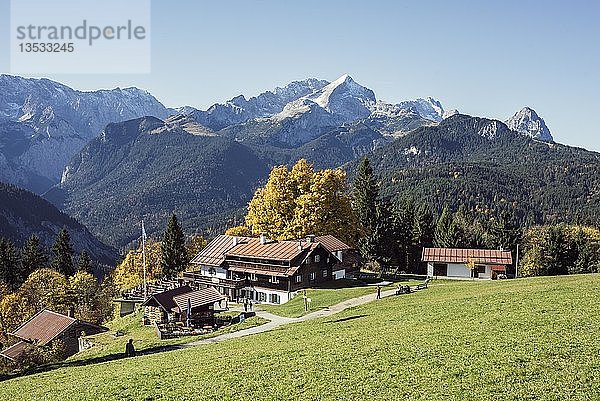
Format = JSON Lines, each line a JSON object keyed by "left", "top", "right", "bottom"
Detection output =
{"left": 161, "top": 213, "right": 188, "bottom": 279}
{"left": 51, "top": 228, "right": 75, "bottom": 277}
{"left": 21, "top": 234, "right": 48, "bottom": 279}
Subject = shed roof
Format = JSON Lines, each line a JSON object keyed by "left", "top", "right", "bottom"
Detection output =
{"left": 172, "top": 287, "right": 225, "bottom": 313}
{"left": 11, "top": 310, "right": 77, "bottom": 346}
{"left": 142, "top": 285, "right": 194, "bottom": 311}
{"left": 422, "top": 248, "right": 513, "bottom": 265}
{"left": 0, "top": 341, "right": 29, "bottom": 361}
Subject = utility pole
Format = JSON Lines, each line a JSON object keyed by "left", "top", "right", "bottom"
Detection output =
{"left": 515, "top": 243, "right": 520, "bottom": 279}
{"left": 141, "top": 220, "right": 148, "bottom": 299}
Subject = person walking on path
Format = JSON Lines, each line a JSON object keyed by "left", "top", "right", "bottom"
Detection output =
{"left": 249, "top": 300, "right": 253, "bottom": 311}
{"left": 125, "top": 339, "right": 136, "bottom": 357}
{"left": 376, "top": 285, "right": 381, "bottom": 300}
{"left": 244, "top": 299, "right": 248, "bottom": 312}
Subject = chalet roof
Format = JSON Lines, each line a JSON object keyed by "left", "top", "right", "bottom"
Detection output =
{"left": 142, "top": 285, "right": 194, "bottom": 311}
{"left": 422, "top": 248, "right": 513, "bottom": 265}
{"left": 172, "top": 287, "right": 225, "bottom": 313}
{"left": 226, "top": 239, "right": 317, "bottom": 262}
{"left": 315, "top": 235, "right": 351, "bottom": 253}
{"left": 190, "top": 235, "right": 241, "bottom": 267}
{"left": 0, "top": 341, "right": 29, "bottom": 361}
{"left": 191, "top": 235, "right": 324, "bottom": 266}
{"left": 11, "top": 310, "right": 77, "bottom": 346}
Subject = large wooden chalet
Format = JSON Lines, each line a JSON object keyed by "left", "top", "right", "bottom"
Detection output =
{"left": 183, "top": 234, "right": 359, "bottom": 304}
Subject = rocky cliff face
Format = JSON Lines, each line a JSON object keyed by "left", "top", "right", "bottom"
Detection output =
{"left": 506, "top": 107, "right": 553, "bottom": 141}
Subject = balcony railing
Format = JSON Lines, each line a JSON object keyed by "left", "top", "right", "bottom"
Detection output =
{"left": 182, "top": 271, "right": 246, "bottom": 289}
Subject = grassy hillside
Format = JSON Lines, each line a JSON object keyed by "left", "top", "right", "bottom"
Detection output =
{"left": 3, "top": 275, "right": 600, "bottom": 400}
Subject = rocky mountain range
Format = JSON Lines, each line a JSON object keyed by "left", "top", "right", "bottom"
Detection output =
{"left": 1, "top": 73, "right": 578, "bottom": 249}
{"left": 0, "top": 74, "right": 170, "bottom": 193}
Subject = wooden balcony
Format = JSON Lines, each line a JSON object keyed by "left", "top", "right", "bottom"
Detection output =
{"left": 182, "top": 271, "right": 246, "bottom": 289}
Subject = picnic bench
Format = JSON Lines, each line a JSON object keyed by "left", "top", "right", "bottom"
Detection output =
{"left": 395, "top": 285, "right": 411, "bottom": 295}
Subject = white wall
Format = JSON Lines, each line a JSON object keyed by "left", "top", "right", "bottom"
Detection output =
{"left": 428, "top": 262, "right": 493, "bottom": 279}
{"left": 242, "top": 286, "right": 293, "bottom": 305}
{"left": 447, "top": 263, "right": 471, "bottom": 278}
{"left": 333, "top": 269, "right": 346, "bottom": 280}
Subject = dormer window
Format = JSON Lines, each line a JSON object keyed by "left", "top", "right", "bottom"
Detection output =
{"left": 314, "top": 255, "right": 321, "bottom": 263}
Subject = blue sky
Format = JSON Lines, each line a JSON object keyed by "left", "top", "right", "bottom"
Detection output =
{"left": 1, "top": 0, "right": 599, "bottom": 150}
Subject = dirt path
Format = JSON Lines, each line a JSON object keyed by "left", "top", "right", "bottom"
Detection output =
{"left": 184, "top": 288, "right": 398, "bottom": 346}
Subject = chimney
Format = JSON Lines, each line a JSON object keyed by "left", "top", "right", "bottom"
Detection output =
{"left": 260, "top": 233, "right": 267, "bottom": 245}
{"left": 67, "top": 306, "right": 75, "bottom": 318}
{"left": 306, "top": 234, "right": 316, "bottom": 243}
{"left": 298, "top": 241, "right": 304, "bottom": 251}
{"left": 232, "top": 236, "right": 238, "bottom": 246}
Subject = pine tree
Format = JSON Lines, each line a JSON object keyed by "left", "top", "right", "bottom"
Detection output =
{"left": 352, "top": 157, "right": 380, "bottom": 262}
{"left": 0, "top": 239, "right": 22, "bottom": 290}
{"left": 391, "top": 198, "right": 415, "bottom": 273}
{"left": 434, "top": 205, "right": 455, "bottom": 248}
{"left": 411, "top": 203, "right": 434, "bottom": 273}
{"left": 51, "top": 229, "right": 75, "bottom": 277}
{"left": 77, "top": 250, "right": 94, "bottom": 275}
{"left": 21, "top": 234, "right": 48, "bottom": 280}
{"left": 161, "top": 213, "right": 188, "bottom": 279}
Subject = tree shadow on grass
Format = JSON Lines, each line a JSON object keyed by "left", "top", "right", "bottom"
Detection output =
{"left": 0, "top": 343, "right": 188, "bottom": 382}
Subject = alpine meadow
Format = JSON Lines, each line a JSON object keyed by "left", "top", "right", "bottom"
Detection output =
{"left": 1, "top": 1, "right": 600, "bottom": 400}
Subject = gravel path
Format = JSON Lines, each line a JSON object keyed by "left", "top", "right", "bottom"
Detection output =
{"left": 184, "top": 288, "right": 398, "bottom": 346}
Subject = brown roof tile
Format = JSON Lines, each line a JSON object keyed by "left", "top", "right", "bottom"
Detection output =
{"left": 422, "top": 248, "right": 513, "bottom": 265}
{"left": 0, "top": 341, "right": 29, "bottom": 361}
{"left": 190, "top": 235, "right": 242, "bottom": 266}
{"left": 142, "top": 285, "right": 194, "bottom": 311}
{"left": 11, "top": 310, "right": 77, "bottom": 346}
{"left": 315, "top": 235, "right": 351, "bottom": 252}
{"left": 172, "top": 287, "right": 224, "bottom": 313}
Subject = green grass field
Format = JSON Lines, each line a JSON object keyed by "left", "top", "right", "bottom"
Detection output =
{"left": 2, "top": 275, "right": 600, "bottom": 400}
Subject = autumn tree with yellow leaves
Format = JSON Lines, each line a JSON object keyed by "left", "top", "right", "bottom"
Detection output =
{"left": 113, "top": 239, "right": 162, "bottom": 292}
{"left": 243, "top": 159, "right": 355, "bottom": 242}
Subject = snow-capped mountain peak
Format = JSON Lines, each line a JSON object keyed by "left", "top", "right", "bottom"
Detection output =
{"left": 310, "top": 74, "right": 375, "bottom": 113}
{"left": 506, "top": 107, "right": 553, "bottom": 141}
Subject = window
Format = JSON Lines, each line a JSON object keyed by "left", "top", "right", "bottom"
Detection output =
{"left": 314, "top": 255, "right": 321, "bottom": 263}
{"left": 258, "top": 292, "right": 266, "bottom": 302}
{"left": 322, "top": 269, "right": 328, "bottom": 278}
{"left": 247, "top": 273, "right": 257, "bottom": 281}
{"left": 295, "top": 275, "right": 302, "bottom": 283}
{"left": 309, "top": 272, "right": 316, "bottom": 281}
{"left": 208, "top": 267, "right": 216, "bottom": 275}
{"left": 305, "top": 257, "right": 311, "bottom": 264}
{"left": 269, "top": 275, "right": 279, "bottom": 284}
{"left": 477, "top": 265, "right": 486, "bottom": 274}
{"left": 269, "top": 293, "right": 280, "bottom": 304}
